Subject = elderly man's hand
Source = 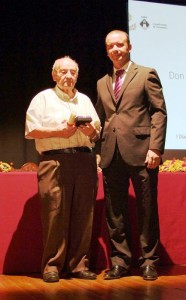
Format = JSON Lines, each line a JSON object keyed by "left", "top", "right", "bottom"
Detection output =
{"left": 60, "top": 123, "right": 77, "bottom": 138}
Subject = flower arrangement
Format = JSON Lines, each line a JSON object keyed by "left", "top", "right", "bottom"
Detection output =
{"left": 1, "top": 159, "right": 186, "bottom": 173}
{"left": 159, "top": 158, "right": 186, "bottom": 172}
{"left": 0, "top": 161, "right": 38, "bottom": 172}
{"left": 0, "top": 161, "right": 12, "bottom": 172}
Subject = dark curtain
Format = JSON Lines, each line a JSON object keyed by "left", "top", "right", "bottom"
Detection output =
{"left": 2, "top": 0, "right": 184, "bottom": 167}
{"left": 0, "top": 0, "right": 128, "bottom": 168}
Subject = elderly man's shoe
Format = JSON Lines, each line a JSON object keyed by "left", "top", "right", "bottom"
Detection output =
{"left": 43, "top": 271, "right": 59, "bottom": 282}
{"left": 104, "top": 265, "right": 130, "bottom": 280}
{"left": 70, "top": 270, "right": 97, "bottom": 280}
{"left": 142, "top": 265, "right": 158, "bottom": 281}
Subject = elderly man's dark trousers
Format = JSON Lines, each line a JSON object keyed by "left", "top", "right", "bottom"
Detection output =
{"left": 37, "top": 152, "right": 98, "bottom": 275}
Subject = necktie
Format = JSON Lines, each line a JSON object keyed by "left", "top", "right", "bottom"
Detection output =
{"left": 114, "top": 69, "right": 124, "bottom": 102}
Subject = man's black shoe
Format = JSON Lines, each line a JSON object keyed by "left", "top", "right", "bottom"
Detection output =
{"left": 141, "top": 265, "right": 158, "bottom": 281}
{"left": 104, "top": 265, "right": 130, "bottom": 280}
{"left": 70, "top": 270, "right": 97, "bottom": 280}
{"left": 43, "top": 271, "right": 59, "bottom": 282}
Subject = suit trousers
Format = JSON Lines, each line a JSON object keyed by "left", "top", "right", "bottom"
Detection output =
{"left": 37, "top": 151, "right": 98, "bottom": 274}
{"left": 102, "top": 146, "right": 159, "bottom": 269}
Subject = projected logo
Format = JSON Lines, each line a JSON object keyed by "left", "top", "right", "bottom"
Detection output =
{"left": 129, "top": 13, "right": 167, "bottom": 31}
{"left": 140, "top": 18, "right": 149, "bottom": 29}
{"left": 129, "top": 13, "right": 150, "bottom": 31}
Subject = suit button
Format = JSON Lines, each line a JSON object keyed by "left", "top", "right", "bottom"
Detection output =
{"left": 113, "top": 128, "right": 116, "bottom": 132}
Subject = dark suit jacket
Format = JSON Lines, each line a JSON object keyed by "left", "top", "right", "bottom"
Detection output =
{"left": 95, "top": 62, "right": 167, "bottom": 168}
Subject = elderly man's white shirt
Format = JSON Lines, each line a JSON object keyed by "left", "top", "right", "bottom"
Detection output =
{"left": 25, "top": 86, "right": 100, "bottom": 153}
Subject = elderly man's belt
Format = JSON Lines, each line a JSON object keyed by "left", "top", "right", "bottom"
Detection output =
{"left": 42, "top": 147, "right": 92, "bottom": 155}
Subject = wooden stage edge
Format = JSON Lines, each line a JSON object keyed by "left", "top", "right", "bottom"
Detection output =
{"left": 1, "top": 266, "right": 186, "bottom": 300}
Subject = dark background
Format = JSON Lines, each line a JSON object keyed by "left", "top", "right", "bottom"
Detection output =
{"left": 1, "top": 0, "right": 185, "bottom": 168}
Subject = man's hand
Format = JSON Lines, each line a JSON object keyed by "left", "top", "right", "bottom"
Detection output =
{"left": 145, "top": 149, "right": 161, "bottom": 169}
{"left": 96, "top": 154, "right": 102, "bottom": 172}
{"left": 60, "top": 123, "right": 77, "bottom": 138}
{"left": 26, "top": 121, "right": 77, "bottom": 139}
{"left": 78, "top": 123, "right": 97, "bottom": 140}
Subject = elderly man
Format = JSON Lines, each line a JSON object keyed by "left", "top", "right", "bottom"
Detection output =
{"left": 25, "top": 56, "right": 101, "bottom": 282}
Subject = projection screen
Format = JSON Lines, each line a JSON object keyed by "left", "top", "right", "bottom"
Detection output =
{"left": 128, "top": 0, "right": 186, "bottom": 159}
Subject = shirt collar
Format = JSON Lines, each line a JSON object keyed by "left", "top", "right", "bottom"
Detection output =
{"left": 114, "top": 60, "right": 132, "bottom": 74}
{"left": 54, "top": 85, "right": 78, "bottom": 104}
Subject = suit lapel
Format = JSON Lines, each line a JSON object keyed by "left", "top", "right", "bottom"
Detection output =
{"left": 105, "top": 74, "right": 117, "bottom": 107}
{"left": 104, "top": 63, "right": 138, "bottom": 107}
{"left": 106, "top": 74, "right": 114, "bottom": 97}
{"left": 119, "top": 63, "right": 138, "bottom": 97}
